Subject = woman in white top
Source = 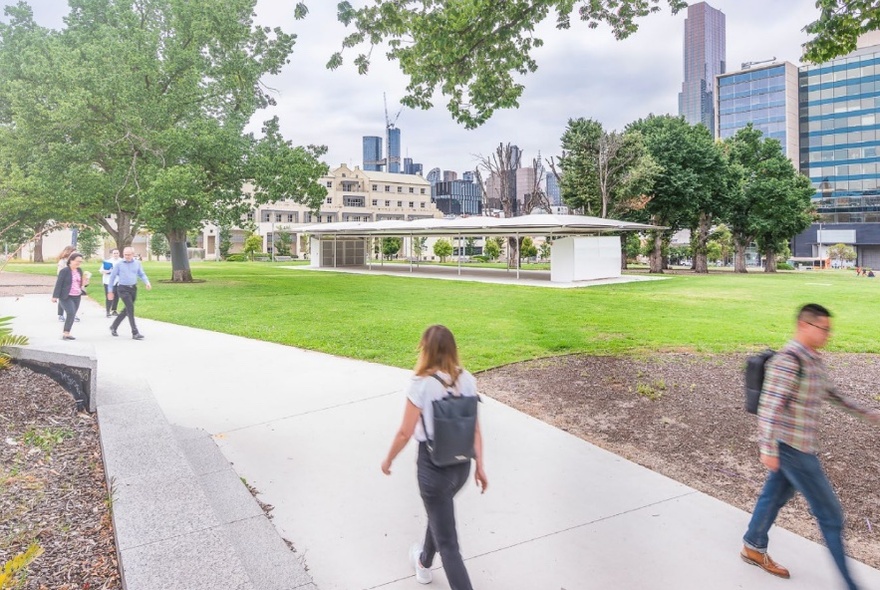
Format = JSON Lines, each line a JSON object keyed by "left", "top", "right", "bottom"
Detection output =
{"left": 382, "top": 325, "right": 488, "bottom": 589}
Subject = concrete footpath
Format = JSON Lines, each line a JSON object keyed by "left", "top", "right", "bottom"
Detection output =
{"left": 3, "top": 288, "right": 880, "bottom": 590}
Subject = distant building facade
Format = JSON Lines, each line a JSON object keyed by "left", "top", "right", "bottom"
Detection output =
{"left": 362, "top": 136, "right": 383, "bottom": 171}
{"left": 201, "top": 164, "right": 440, "bottom": 259}
{"left": 387, "top": 127, "right": 401, "bottom": 173}
{"left": 715, "top": 61, "right": 799, "bottom": 162}
{"left": 546, "top": 173, "right": 562, "bottom": 206}
{"left": 679, "top": 1, "right": 726, "bottom": 135}
{"left": 793, "top": 39, "right": 880, "bottom": 267}
{"left": 432, "top": 179, "right": 483, "bottom": 216}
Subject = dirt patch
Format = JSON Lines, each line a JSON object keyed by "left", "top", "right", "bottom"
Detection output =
{"left": 0, "top": 270, "right": 56, "bottom": 296}
{"left": 477, "top": 352, "right": 880, "bottom": 569}
{"left": 0, "top": 364, "right": 121, "bottom": 588}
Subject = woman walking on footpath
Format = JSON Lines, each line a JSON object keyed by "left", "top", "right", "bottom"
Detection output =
{"left": 381, "top": 325, "right": 488, "bottom": 589}
{"left": 52, "top": 252, "right": 89, "bottom": 341}
{"left": 55, "top": 245, "right": 75, "bottom": 322}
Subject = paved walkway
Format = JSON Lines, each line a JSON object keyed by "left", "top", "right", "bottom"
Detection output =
{"left": 3, "top": 278, "right": 879, "bottom": 590}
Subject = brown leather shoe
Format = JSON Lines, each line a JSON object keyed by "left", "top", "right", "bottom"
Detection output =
{"left": 741, "top": 546, "right": 790, "bottom": 579}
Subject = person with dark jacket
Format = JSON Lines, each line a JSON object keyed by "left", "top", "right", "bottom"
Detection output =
{"left": 52, "top": 252, "right": 89, "bottom": 340}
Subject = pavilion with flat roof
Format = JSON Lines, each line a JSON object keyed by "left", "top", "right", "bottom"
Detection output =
{"left": 290, "top": 214, "right": 661, "bottom": 288}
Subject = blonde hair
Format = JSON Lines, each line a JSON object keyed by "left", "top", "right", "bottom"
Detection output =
{"left": 414, "top": 325, "right": 462, "bottom": 384}
{"left": 57, "top": 245, "right": 75, "bottom": 261}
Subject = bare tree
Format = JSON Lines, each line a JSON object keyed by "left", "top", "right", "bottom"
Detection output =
{"left": 476, "top": 143, "right": 523, "bottom": 266}
{"left": 523, "top": 155, "right": 552, "bottom": 214}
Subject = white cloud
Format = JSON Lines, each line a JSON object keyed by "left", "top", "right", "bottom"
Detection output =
{"left": 9, "top": 0, "right": 822, "bottom": 174}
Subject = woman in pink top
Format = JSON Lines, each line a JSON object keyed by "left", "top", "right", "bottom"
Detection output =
{"left": 52, "top": 252, "right": 89, "bottom": 340}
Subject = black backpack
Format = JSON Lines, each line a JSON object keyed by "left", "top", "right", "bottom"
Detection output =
{"left": 419, "top": 374, "right": 480, "bottom": 467}
{"left": 744, "top": 349, "right": 802, "bottom": 414}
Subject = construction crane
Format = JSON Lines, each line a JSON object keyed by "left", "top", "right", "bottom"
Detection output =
{"left": 741, "top": 57, "right": 777, "bottom": 70}
{"left": 384, "top": 93, "right": 404, "bottom": 173}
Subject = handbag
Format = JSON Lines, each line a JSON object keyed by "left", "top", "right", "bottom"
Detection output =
{"left": 420, "top": 374, "right": 479, "bottom": 467}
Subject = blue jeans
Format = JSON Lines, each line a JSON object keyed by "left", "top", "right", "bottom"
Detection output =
{"left": 744, "top": 442, "right": 859, "bottom": 590}
{"left": 417, "top": 442, "right": 473, "bottom": 590}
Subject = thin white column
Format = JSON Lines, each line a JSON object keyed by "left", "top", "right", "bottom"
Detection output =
{"left": 516, "top": 232, "right": 520, "bottom": 280}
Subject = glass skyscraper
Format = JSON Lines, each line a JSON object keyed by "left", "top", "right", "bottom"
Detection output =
{"left": 432, "top": 180, "right": 483, "bottom": 216}
{"left": 387, "top": 127, "right": 401, "bottom": 173}
{"left": 716, "top": 62, "right": 799, "bottom": 160}
{"left": 794, "top": 41, "right": 880, "bottom": 267}
{"left": 679, "top": 2, "right": 726, "bottom": 135}
{"left": 362, "top": 136, "right": 383, "bottom": 171}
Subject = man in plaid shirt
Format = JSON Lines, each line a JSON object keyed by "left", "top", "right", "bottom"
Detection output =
{"left": 741, "top": 304, "right": 880, "bottom": 589}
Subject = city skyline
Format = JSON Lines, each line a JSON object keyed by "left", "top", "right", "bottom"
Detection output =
{"left": 10, "top": 1, "right": 821, "bottom": 176}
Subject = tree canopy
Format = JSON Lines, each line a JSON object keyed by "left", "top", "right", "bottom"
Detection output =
{"left": 803, "top": 0, "right": 880, "bottom": 63}
{"left": 0, "top": 0, "right": 328, "bottom": 280}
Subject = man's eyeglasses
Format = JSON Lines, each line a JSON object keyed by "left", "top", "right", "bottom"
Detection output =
{"left": 805, "top": 321, "right": 832, "bottom": 333}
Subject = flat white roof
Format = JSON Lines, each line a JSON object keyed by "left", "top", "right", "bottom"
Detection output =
{"left": 290, "top": 214, "right": 659, "bottom": 237}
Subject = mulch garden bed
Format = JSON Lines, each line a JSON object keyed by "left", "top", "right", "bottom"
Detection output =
{"left": 477, "top": 352, "right": 880, "bottom": 570}
{"left": 0, "top": 364, "right": 120, "bottom": 589}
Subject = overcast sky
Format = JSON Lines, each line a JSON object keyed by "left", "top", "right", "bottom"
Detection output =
{"left": 11, "top": 1, "right": 821, "bottom": 176}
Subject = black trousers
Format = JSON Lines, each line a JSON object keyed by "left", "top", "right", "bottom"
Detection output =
{"left": 417, "top": 442, "right": 474, "bottom": 590}
{"left": 59, "top": 296, "right": 81, "bottom": 333}
{"left": 110, "top": 285, "right": 139, "bottom": 335}
{"left": 104, "top": 283, "right": 119, "bottom": 313}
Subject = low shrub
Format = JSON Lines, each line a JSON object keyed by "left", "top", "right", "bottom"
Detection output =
{"left": 777, "top": 262, "right": 794, "bottom": 270}
{"left": 225, "top": 254, "right": 247, "bottom": 262}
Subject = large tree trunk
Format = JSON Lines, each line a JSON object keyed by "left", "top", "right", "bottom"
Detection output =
{"left": 168, "top": 229, "right": 193, "bottom": 282}
{"left": 97, "top": 211, "right": 136, "bottom": 252}
{"left": 764, "top": 248, "right": 778, "bottom": 273}
{"left": 693, "top": 212, "right": 711, "bottom": 274}
{"left": 507, "top": 236, "right": 518, "bottom": 269}
{"left": 32, "top": 222, "right": 44, "bottom": 263}
{"left": 733, "top": 237, "right": 748, "bottom": 273}
{"left": 649, "top": 230, "right": 664, "bottom": 274}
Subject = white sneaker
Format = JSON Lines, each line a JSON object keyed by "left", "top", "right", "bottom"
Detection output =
{"left": 410, "top": 543, "right": 432, "bottom": 584}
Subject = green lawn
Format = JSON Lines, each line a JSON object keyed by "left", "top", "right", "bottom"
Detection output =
{"left": 6, "top": 260, "right": 877, "bottom": 370}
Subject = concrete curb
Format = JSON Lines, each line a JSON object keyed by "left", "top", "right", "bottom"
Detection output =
{"left": 6, "top": 340, "right": 98, "bottom": 412}
{"left": 97, "top": 375, "right": 316, "bottom": 590}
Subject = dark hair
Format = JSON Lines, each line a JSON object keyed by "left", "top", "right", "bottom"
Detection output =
{"left": 66, "top": 252, "right": 84, "bottom": 266}
{"left": 797, "top": 303, "right": 832, "bottom": 323}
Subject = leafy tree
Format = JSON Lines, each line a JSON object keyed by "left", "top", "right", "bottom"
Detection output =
{"left": 709, "top": 224, "right": 734, "bottom": 266}
{"left": 150, "top": 232, "right": 170, "bottom": 260}
{"left": 519, "top": 236, "right": 538, "bottom": 261}
{"left": 627, "top": 115, "right": 726, "bottom": 274}
{"left": 0, "top": 0, "right": 325, "bottom": 282}
{"left": 218, "top": 225, "right": 232, "bottom": 260}
{"left": 484, "top": 238, "right": 501, "bottom": 261}
{"left": 412, "top": 236, "right": 427, "bottom": 259}
{"left": 705, "top": 241, "right": 722, "bottom": 264}
{"left": 327, "top": 1, "right": 687, "bottom": 128}
{"left": 828, "top": 242, "right": 856, "bottom": 267}
{"left": 433, "top": 238, "right": 453, "bottom": 262}
{"left": 802, "top": 1, "right": 880, "bottom": 63}
{"left": 464, "top": 237, "right": 477, "bottom": 256}
{"left": 622, "top": 232, "right": 641, "bottom": 266}
{"left": 723, "top": 125, "right": 815, "bottom": 273}
{"left": 243, "top": 233, "right": 263, "bottom": 261}
{"left": 274, "top": 226, "right": 293, "bottom": 256}
{"left": 668, "top": 244, "right": 692, "bottom": 266}
{"left": 538, "top": 241, "right": 551, "bottom": 260}
{"left": 557, "top": 118, "right": 658, "bottom": 219}
{"left": 381, "top": 237, "right": 402, "bottom": 260}
{"left": 74, "top": 226, "right": 102, "bottom": 260}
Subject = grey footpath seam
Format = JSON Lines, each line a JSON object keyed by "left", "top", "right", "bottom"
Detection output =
{"left": 97, "top": 377, "right": 317, "bottom": 590}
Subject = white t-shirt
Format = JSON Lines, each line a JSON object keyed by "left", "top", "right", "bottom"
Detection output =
{"left": 407, "top": 370, "right": 478, "bottom": 442}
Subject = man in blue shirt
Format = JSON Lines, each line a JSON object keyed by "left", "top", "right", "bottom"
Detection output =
{"left": 107, "top": 247, "right": 152, "bottom": 340}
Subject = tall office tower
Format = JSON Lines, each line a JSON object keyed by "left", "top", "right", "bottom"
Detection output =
{"left": 678, "top": 2, "right": 726, "bottom": 135}
{"left": 387, "top": 127, "right": 401, "bottom": 173}
{"left": 546, "top": 173, "right": 561, "bottom": 206}
{"left": 443, "top": 170, "right": 458, "bottom": 182}
{"left": 411, "top": 163, "right": 423, "bottom": 176}
{"left": 432, "top": 179, "right": 483, "bottom": 216}
{"left": 792, "top": 39, "right": 880, "bottom": 266}
{"left": 363, "top": 136, "right": 383, "bottom": 171}
{"left": 403, "top": 157, "right": 414, "bottom": 174}
{"left": 426, "top": 167, "right": 442, "bottom": 185}
{"left": 716, "top": 62, "right": 799, "bottom": 162}
{"left": 462, "top": 171, "right": 475, "bottom": 183}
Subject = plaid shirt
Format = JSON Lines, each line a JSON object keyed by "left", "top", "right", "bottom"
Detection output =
{"left": 758, "top": 339, "right": 870, "bottom": 457}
